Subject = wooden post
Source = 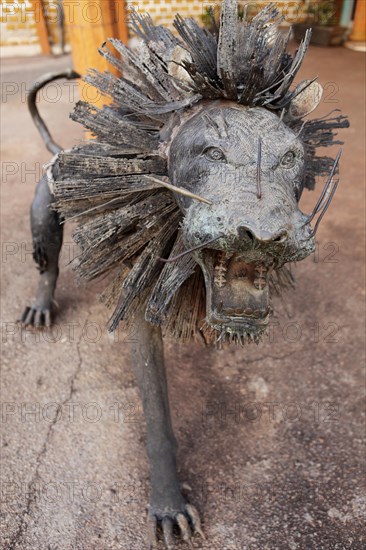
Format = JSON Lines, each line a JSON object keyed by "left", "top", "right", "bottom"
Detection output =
{"left": 349, "top": 0, "right": 366, "bottom": 41}
{"left": 345, "top": 0, "right": 366, "bottom": 51}
{"left": 114, "top": 0, "right": 129, "bottom": 45}
{"left": 64, "top": 0, "right": 129, "bottom": 107}
{"left": 30, "top": 0, "right": 51, "bottom": 55}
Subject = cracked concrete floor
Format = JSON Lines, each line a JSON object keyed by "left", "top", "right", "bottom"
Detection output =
{"left": 1, "top": 45, "right": 365, "bottom": 550}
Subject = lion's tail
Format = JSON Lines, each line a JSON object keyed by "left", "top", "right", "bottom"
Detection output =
{"left": 28, "top": 69, "right": 80, "bottom": 155}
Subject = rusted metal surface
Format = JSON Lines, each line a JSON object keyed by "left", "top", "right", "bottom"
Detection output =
{"left": 50, "top": 2, "right": 350, "bottom": 546}
{"left": 53, "top": 2, "right": 348, "bottom": 346}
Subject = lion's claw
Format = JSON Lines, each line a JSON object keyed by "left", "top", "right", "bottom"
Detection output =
{"left": 146, "top": 514, "right": 158, "bottom": 549}
{"left": 20, "top": 305, "right": 52, "bottom": 328}
{"left": 185, "top": 504, "right": 205, "bottom": 539}
{"left": 147, "top": 503, "right": 204, "bottom": 549}
{"left": 162, "top": 517, "right": 175, "bottom": 549}
{"left": 176, "top": 513, "right": 192, "bottom": 543}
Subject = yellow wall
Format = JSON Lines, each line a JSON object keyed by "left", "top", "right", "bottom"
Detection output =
{"left": 128, "top": 0, "right": 305, "bottom": 29}
{"left": 0, "top": 0, "right": 69, "bottom": 47}
{"left": 1, "top": 0, "right": 38, "bottom": 46}
{"left": 0, "top": 0, "right": 305, "bottom": 49}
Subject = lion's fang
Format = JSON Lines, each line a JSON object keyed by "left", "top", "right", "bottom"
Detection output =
{"left": 254, "top": 265, "right": 267, "bottom": 290}
{"left": 214, "top": 252, "right": 231, "bottom": 288}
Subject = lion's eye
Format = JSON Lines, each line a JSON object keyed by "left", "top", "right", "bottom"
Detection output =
{"left": 280, "top": 150, "right": 296, "bottom": 168}
{"left": 204, "top": 147, "right": 226, "bottom": 162}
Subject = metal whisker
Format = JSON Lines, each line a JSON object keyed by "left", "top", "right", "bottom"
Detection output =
{"left": 159, "top": 234, "right": 223, "bottom": 263}
{"left": 276, "top": 108, "right": 285, "bottom": 129}
{"left": 313, "top": 178, "right": 339, "bottom": 235}
{"left": 256, "top": 138, "right": 262, "bottom": 199}
{"left": 296, "top": 121, "right": 306, "bottom": 137}
{"left": 62, "top": 197, "right": 122, "bottom": 224}
{"left": 305, "top": 149, "right": 342, "bottom": 225}
{"left": 144, "top": 176, "right": 213, "bottom": 205}
{"left": 317, "top": 108, "right": 341, "bottom": 121}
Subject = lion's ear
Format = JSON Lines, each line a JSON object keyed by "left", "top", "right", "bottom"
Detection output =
{"left": 168, "top": 45, "right": 194, "bottom": 85}
{"left": 288, "top": 80, "right": 323, "bottom": 120}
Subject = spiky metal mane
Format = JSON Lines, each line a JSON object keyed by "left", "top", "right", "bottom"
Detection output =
{"left": 54, "top": 1, "right": 348, "bottom": 343}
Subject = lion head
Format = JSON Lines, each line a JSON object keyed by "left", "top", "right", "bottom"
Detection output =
{"left": 54, "top": 1, "right": 348, "bottom": 345}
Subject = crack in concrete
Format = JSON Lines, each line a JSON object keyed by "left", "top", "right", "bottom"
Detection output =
{"left": 7, "top": 331, "right": 84, "bottom": 550}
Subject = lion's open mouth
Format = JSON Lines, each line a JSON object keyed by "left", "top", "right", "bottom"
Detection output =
{"left": 197, "top": 250, "right": 273, "bottom": 345}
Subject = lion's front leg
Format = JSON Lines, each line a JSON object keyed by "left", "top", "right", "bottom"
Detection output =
{"left": 131, "top": 309, "right": 204, "bottom": 548}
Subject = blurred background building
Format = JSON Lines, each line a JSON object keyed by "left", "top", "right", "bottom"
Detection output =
{"left": 1, "top": 0, "right": 365, "bottom": 57}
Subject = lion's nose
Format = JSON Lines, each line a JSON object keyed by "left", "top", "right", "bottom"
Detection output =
{"left": 237, "top": 224, "right": 288, "bottom": 243}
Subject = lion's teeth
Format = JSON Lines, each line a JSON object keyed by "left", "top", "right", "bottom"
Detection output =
{"left": 214, "top": 252, "right": 230, "bottom": 288}
{"left": 254, "top": 264, "right": 268, "bottom": 290}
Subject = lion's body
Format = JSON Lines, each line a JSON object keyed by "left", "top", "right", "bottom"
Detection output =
{"left": 22, "top": 2, "right": 348, "bottom": 546}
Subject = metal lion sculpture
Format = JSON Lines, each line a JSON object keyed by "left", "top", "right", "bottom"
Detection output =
{"left": 22, "top": 1, "right": 349, "bottom": 547}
